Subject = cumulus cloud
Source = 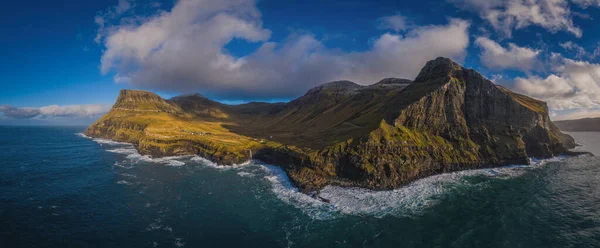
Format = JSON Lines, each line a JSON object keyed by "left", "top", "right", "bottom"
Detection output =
{"left": 450, "top": 0, "right": 582, "bottom": 37}
{"left": 512, "top": 54, "right": 600, "bottom": 111}
{"left": 514, "top": 75, "right": 576, "bottom": 101}
{"left": 96, "top": 0, "right": 471, "bottom": 100}
{"left": 0, "top": 104, "right": 111, "bottom": 119}
{"left": 475, "top": 37, "right": 540, "bottom": 71}
{"left": 378, "top": 13, "right": 408, "bottom": 32}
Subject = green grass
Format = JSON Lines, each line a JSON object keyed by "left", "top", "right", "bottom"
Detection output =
{"left": 499, "top": 87, "right": 548, "bottom": 114}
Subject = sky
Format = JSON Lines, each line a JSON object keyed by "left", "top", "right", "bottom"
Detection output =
{"left": 3, "top": 0, "right": 600, "bottom": 124}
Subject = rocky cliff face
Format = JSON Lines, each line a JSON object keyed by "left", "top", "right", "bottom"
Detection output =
{"left": 85, "top": 58, "right": 575, "bottom": 192}
{"left": 250, "top": 58, "right": 575, "bottom": 191}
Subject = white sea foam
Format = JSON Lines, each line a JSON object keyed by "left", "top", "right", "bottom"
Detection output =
{"left": 190, "top": 155, "right": 251, "bottom": 170}
{"left": 119, "top": 173, "right": 137, "bottom": 178}
{"left": 83, "top": 132, "right": 571, "bottom": 220}
{"left": 317, "top": 171, "right": 484, "bottom": 218}
{"left": 174, "top": 238, "right": 185, "bottom": 247}
{"left": 237, "top": 171, "right": 255, "bottom": 178}
{"left": 186, "top": 156, "right": 538, "bottom": 220}
{"left": 75, "top": 133, "right": 88, "bottom": 138}
{"left": 106, "top": 147, "right": 138, "bottom": 155}
{"left": 77, "top": 132, "right": 131, "bottom": 146}
{"left": 81, "top": 133, "right": 255, "bottom": 169}
{"left": 247, "top": 157, "right": 570, "bottom": 220}
{"left": 117, "top": 152, "right": 188, "bottom": 167}
{"left": 146, "top": 222, "right": 162, "bottom": 231}
{"left": 117, "top": 180, "right": 135, "bottom": 185}
{"left": 85, "top": 134, "right": 190, "bottom": 167}
{"left": 134, "top": 155, "right": 190, "bottom": 167}
{"left": 256, "top": 163, "right": 337, "bottom": 220}
{"left": 114, "top": 161, "right": 134, "bottom": 169}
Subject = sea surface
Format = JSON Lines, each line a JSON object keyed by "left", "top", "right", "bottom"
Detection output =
{"left": 1, "top": 126, "right": 600, "bottom": 247}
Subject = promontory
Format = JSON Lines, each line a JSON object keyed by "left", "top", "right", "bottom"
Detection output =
{"left": 85, "top": 57, "right": 576, "bottom": 192}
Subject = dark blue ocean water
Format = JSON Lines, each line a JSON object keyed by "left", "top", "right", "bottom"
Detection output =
{"left": 2, "top": 126, "right": 600, "bottom": 247}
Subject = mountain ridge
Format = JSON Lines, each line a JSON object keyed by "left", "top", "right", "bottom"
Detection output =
{"left": 85, "top": 57, "right": 576, "bottom": 192}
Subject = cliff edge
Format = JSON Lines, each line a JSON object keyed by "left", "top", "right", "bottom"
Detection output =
{"left": 85, "top": 57, "right": 575, "bottom": 192}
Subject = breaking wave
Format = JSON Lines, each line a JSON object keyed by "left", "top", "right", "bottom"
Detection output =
{"left": 78, "top": 133, "right": 190, "bottom": 167}
{"left": 190, "top": 156, "right": 251, "bottom": 169}
{"left": 240, "top": 157, "right": 570, "bottom": 220}
{"left": 78, "top": 132, "right": 574, "bottom": 220}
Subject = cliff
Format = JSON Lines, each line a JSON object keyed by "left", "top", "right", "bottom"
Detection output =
{"left": 85, "top": 57, "right": 576, "bottom": 192}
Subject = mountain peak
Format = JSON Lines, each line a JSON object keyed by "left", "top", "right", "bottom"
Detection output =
{"left": 414, "top": 57, "right": 463, "bottom": 82}
{"left": 118, "top": 89, "right": 158, "bottom": 97}
{"left": 304, "top": 80, "right": 364, "bottom": 96}
{"left": 316, "top": 80, "right": 362, "bottom": 90}
{"left": 171, "top": 92, "right": 208, "bottom": 100}
{"left": 115, "top": 89, "right": 163, "bottom": 105}
{"left": 88, "top": 59, "right": 575, "bottom": 192}
{"left": 113, "top": 89, "right": 180, "bottom": 113}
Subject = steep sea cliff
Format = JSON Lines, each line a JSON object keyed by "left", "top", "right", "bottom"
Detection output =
{"left": 85, "top": 57, "right": 575, "bottom": 191}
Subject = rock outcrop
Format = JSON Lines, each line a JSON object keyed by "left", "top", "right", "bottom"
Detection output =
{"left": 85, "top": 57, "right": 575, "bottom": 192}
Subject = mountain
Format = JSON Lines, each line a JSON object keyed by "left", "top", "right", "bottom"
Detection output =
{"left": 554, "top": 117, "right": 600, "bottom": 132}
{"left": 85, "top": 57, "right": 576, "bottom": 192}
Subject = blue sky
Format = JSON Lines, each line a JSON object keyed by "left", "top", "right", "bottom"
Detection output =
{"left": 3, "top": 0, "right": 600, "bottom": 123}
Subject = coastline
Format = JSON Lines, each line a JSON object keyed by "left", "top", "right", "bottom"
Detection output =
{"left": 79, "top": 133, "right": 592, "bottom": 194}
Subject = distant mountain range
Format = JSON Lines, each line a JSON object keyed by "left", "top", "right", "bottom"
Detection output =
{"left": 555, "top": 118, "right": 600, "bottom": 132}
{"left": 85, "top": 57, "right": 575, "bottom": 192}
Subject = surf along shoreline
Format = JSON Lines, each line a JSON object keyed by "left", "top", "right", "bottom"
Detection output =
{"left": 77, "top": 132, "right": 593, "bottom": 207}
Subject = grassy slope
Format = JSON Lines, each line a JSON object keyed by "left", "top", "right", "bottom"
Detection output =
{"left": 88, "top": 70, "right": 561, "bottom": 161}
{"left": 86, "top": 59, "right": 573, "bottom": 191}
{"left": 226, "top": 84, "right": 410, "bottom": 149}
{"left": 498, "top": 86, "right": 548, "bottom": 114}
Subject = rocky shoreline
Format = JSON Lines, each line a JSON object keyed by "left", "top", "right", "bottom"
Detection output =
{"left": 85, "top": 57, "right": 577, "bottom": 192}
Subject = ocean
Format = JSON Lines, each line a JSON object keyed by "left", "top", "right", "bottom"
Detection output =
{"left": 1, "top": 126, "right": 600, "bottom": 247}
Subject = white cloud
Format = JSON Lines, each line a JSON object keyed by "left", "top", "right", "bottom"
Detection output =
{"left": 559, "top": 41, "right": 587, "bottom": 58}
{"left": 552, "top": 108, "right": 600, "bottom": 120}
{"left": 39, "top": 105, "right": 111, "bottom": 118}
{"left": 450, "top": 0, "right": 582, "bottom": 37}
{"left": 0, "top": 104, "right": 111, "bottom": 119}
{"left": 115, "top": 0, "right": 132, "bottom": 15}
{"left": 572, "top": 0, "right": 600, "bottom": 8}
{"left": 94, "top": 0, "right": 135, "bottom": 43}
{"left": 475, "top": 37, "right": 540, "bottom": 71}
{"left": 96, "top": 0, "right": 471, "bottom": 99}
{"left": 378, "top": 13, "right": 408, "bottom": 32}
{"left": 558, "top": 41, "right": 600, "bottom": 59}
{"left": 514, "top": 75, "right": 575, "bottom": 101}
{"left": 0, "top": 106, "right": 41, "bottom": 119}
{"left": 512, "top": 54, "right": 600, "bottom": 112}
